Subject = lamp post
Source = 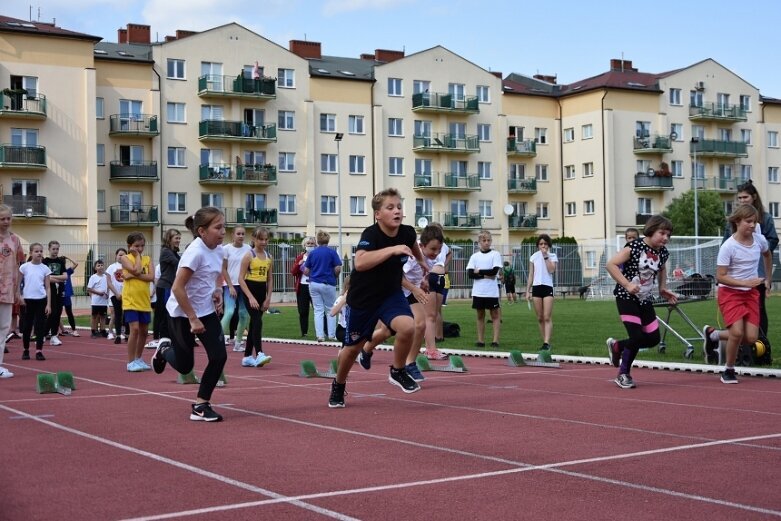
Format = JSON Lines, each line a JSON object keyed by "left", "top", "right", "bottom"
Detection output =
{"left": 334, "top": 133, "right": 344, "bottom": 291}
{"left": 691, "top": 136, "right": 701, "bottom": 274}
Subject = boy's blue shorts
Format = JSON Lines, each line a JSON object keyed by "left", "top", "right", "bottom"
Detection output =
{"left": 343, "top": 290, "right": 412, "bottom": 346}
{"left": 124, "top": 310, "right": 151, "bottom": 324}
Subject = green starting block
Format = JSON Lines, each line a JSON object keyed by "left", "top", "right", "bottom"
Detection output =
{"left": 299, "top": 359, "right": 338, "bottom": 378}
{"left": 178, "top": 370, "right": 228, "bottom": 386}
{"left": 36, "top": 372, "right": 75, "bottom": 395}
{"left": 507, "top": 349, "right": 560, "bottom": 368}
{"left": 415, "top": 354, "right": 468, "bottom": 373}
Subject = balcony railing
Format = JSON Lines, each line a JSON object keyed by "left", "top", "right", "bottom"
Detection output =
{"left": 634, "top": 173, "right": 674, "bottom": 191}
{"left": 0, "top": 144, "right": 46, "bottom": 169}
{"left": 199, "top": 120, "right": 277, "bottom": 143}
{"left": 691, "top": 177, "right": 738, "bottom": 192}
{"left": 198, "top": 74, "right": 276, "bottom": 99}
{"left": 413, "top": 173, "right": 481, "bottom": 191}
{"left": 412, "top": 133, "right": 480, "bottom": 153}
{"left": 199, "top": 163, "right": 277, "bottom": 185}
{"left": 690, "top": 139, "right": 748, "bottom": 158}
{"left": 223, "top": 207, "right": 278, "bottom": 227}
{"left": 2, "top": 195, "right": 47, "bottom": 218}
{"left": 109, "top": 205, "right": 159, "bottom": 226}
{"left": 438, "top": 212, "right": 482, "bottom": 229}
{"left": 109, "top": 161, "right": 158, "bottom": 182}
{"left": 633, "top": 135, "right": 673, "bottom": 154}
{"left": 507, "top": 178, "right": 537, "bottom": 193}
{"left": 413, "top": 213, "right": 433, "bottom": 227}
{"left": 506, "top": 138, "right": 537, "bottom": 156}
{"left": 636, "top": 213, "right": 653, "bottom": 225}
{"left": 411, "top": 92, "right": 479, "bottom": 113}
{"left": 688, "top": 102, "right": 748, "bottom": 122}
{"left": 0, "top": 92, "right": 46, "bottom": 119}
{"left": 109, "top": 114, "right": 159, "bottom": 136}
{"left": 508, "top": 214, "right": 538, "bottom": 230}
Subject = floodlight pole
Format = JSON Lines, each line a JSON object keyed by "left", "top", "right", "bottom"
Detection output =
{"left": 334, "top": 133, "right": 344, "bottom": 292}
{"left": 691, "top": 137, "right": 701, "bottom": 274}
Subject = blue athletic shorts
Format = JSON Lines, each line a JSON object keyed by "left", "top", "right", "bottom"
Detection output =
{"left": 124, "top": 310, "right": 151, "bottom": 324}
{"left": 343, "top": 290, "right": 412, "bottom": 346}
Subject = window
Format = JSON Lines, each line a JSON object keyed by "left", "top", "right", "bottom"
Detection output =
{"left": 536, "top": 202, "right": 549, "bottom": 219}
{"left": 11, "top": 128, "right": 37, "bottom": 146}
{"left": 279, "top": 194, "right": 296, "bottom": 214}
{"left": 167, "top": 59, "right": 185, "bottom": 79}
{"left": 244, "top": 151, "right": 266, "bottom": 166}
{"left": 201, "top": 193, "right": 223, "bottom": 208}
{"left": 349, "top": 155, "right": 365, "bottom": 175}
{"left": 638, "top": 198, "right": 652, "bottom": 215}
{"left": 119, "top": 145, "right": 144, "bottom": 165}
{"left": 201, "top": 61, "right": 223, "bottom": 90}
{"left": 690, "top": 90, "right": 703, "bottom": 107}
{"left": 671, "top": 123, "right": 683, "bottom": 141}
{"left": 413, "top": 80, "right": 430, "bottom": 94}
{"left": 564, "top": 165, "right": 575, "bottom": 179}
{"left": 166, "top": 102, "right": 185, "bottom": 123}
{"left": 96, "top": 97, "right": 104, "bottom": 119}
{"left": 12, "top": 180, "right": 37, "bottom": 197}
{"left": 278, "top": 110, "right": 295, "bottom": 130}
{"left": 320, "top": 154, "right": 337, "bottom": 173}
{"left": 201, "top": 104, "right": 223, "bottom": 121}
{"left": 740, "top": 95, "right": 751, "bottom": 111}
{"left": 637, "top": 159, "right": 652, "bottom": 174}
{"left": 320, "top": 113, "right": 336, "bottom": 133}
{"left": 450, "top": 122, "right": 466, "bottom": 138}
{"left": 245, "top": 194, "right": 267, "bottom": 212}
{"left": 348, "top": 115, "right": 364, "bottom": 134}
{"left": 415, "top": 198, "right": 432, "bottom": 219}
{"left": 479, "top": 200, "right": 493, "bottom": 218}
{"left": 694, "top": 160, "right": 705, "bottom": 179}
{"left": 724, "top": 201, "right": 734, "bottom": 216}
{"left": 535, "top": 164, "right": 548, "bottom": 181}
{"left": 168, "top": 147, "right": 185, "bottom": 167}
{"left": 451, "top": 199, "right": 468, "bottom": 217}
{"left": 414, "top": 119, "right": 432, "bottom": 138}
{"left": 389, "top": 157, "right": 403, "bottom": 176}
{"left": 769, "top": 202, "right": 780, "bottom": 218}
{"left": 451, "top": 160, "right": 467, "bottom": 178}
{"left": 671, "top": 160, "right": 683, "bottom": 178}
{"left": 692, "top": 125, "right": 705, "bottom": 140}
{"left": 583, "top": 162, "right": 594, "bottom": 177}
{"left": 388, "top": 118, "right": 403, "bottom": 137}
{"left": 769, "top": 167, "right": 779, "bottom": 183}
{"left": 719, "top": 164, "right": 733, "bottom": 180}
{"left": 321, "top": 195, "right": 337, "bottom": 214}
{"left": 512, "top": 202, "right": 528, "bottom": 217}
{"left": 278, "top": 68, "right": 295, "bottom": 88}
{"left": 415, "top": 159, "right": 432, "bottom": 176}
{"left": 244, "top": 108, "right": 265, "bottom": 127}
{"left": 563, "top": 128, "right": 574, "bottom": 142}
{"left": 669, "top": 88, "right": 681, "bottom": 105}
{"left": 97, "top": 190, "right": 105, "bottom": 212}
{"left": 768, "top": 131, "right": 779, "bottom": 148}
{"left": 582, "top": 124, "right": 593, "bottom": 139}
{"left": 167, "top": 192, "right": 186, "bottom": 213}
{"left": 716, "top": 93, "right": 730, "bottom": 108}
{"left": 200, "top": 148, "right": 222, "bottom": 168}
{"left": 119, "top": 99, "right": 142, "bottom": 119}
{"left": 477, "top": 123, "right": 491, "bottom": 142}
{"left": 477, "top": 161, "right": 492, "bottom": 180}
{"left": 96, "top": 144, "right": 105, "bottom": 165}
{"left": 535, "top": 127, "right": 547, "bottom": 144}
{"left": 565, "top": 202, "right": 576, "bottom": 216}
{"left": 350, "top": 196, "right": 366, "bottom": 215}
{"left": 476, "top": 85, "right": 490, "bottom": 103}
{"left": 636, "top": 121, "right": 651, "bottom": 138}
{"left": 278, "top": 152, "right": 295, "bottom": 172}
{"left": 719, "top": 128, "right": 732, "bottom": 141}
{"left": 388, "top": 78, "right": 403, "bottom": 96}
{"left": 741, "top": 129, "right": 752, "bottom": 145}
{"left": 586, "top": 251, "right": 597, "bottom": 269}
{"left": 584, "top": 200, "right": 595, "bottom": 215}
{"left": 740, "top": 165, "right": 752, "bottom": 181}
{"left": 448, "top": 83, "right": 465, "bottom": 101}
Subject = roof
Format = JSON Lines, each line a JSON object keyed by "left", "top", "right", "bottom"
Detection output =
{"left": 308, "top": 55, "right": 375, "bottom": 81}
{"left": 0, "top": 15, "right": 101, "bottom": 42}
{"left": 94, "top": 42, "right": 154, "bottom": 63}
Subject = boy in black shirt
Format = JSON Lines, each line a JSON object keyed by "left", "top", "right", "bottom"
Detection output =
{"left": 329, "top": 188, "right": 427, "bottom": 408}
{"left": 42, "top": 241, "right": 67, "bottom": 346}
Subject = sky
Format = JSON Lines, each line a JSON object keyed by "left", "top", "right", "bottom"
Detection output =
{"left": 6, "top": 0, "right": 781, "bottom": 98}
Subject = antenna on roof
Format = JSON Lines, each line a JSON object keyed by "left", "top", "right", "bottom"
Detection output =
{"left": 621, "top": 51, "right": 625, "bottom": 72}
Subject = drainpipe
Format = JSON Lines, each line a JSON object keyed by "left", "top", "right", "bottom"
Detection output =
{"left": 601, "top": 89, "right": 608, "bottom": 239}
{"left": 152, "top": 65, "right": 163, "bottom": 241}
{"left": 557, "top": 98, "right": 564, "bottom": 236}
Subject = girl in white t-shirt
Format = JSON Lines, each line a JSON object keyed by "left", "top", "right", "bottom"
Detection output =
{"left": 19, "top": 243, "right": 51, "bottom": 360}
{"left": 220, "top": 226, "right": 251, "bottom": 351}
{"left": 105, "top": 248, "right": 127, "bottom": 342}
{"left": 525, "top": 234, "right": 558, "bottom": 351}
{"left": 151, "top": 207, "right": 227, "bottom": 422}
{"left": 86, "top": 259, "right": 110, "bottom": 338}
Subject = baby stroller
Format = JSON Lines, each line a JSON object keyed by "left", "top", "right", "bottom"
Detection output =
{"left": 652, "top": 274, "right": 715, "bottom": 358}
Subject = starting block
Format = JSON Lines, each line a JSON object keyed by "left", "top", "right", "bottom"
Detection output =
{"left": 36, "top": 371, "right": 75, "bottom": 395}
{"left": 507, "top": 350, "right": 560, "bottom": 368}
{"left": 299, "top": 359, "right": 338, "bottom": 378}
{"left": 178, "top": 370, "right": 228, "bottom": 386}
{"left": 415, "top": 354, "right": 468, "bottom": 373}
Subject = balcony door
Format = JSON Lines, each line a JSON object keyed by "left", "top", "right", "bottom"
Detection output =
{"left": 120, "top": 145, "right": 144, "bottom": 165}
{"left": 10, "top": 75, "right": 38, "bottom": 98}
{"left": 119, "top": 191, "right": 142, "bottom": 222}
{"left": 201, "top": 62, "right": 224, "bottom": 91}
{"left": 119, "top": 99, "right": 142, "bottom": 130}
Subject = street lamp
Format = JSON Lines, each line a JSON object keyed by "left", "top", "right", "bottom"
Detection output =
{"left": 334, "top": 133, "right": 344, "bottom": 291}
{"left": 691, "top": 136, "right": 701, "bottom": 274}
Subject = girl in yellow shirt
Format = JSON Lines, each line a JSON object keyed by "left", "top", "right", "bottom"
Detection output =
{"left": 121, "top": 232, "right": 154, "bottom": 372}
{"left": 238, "top": 226, "right": 273, "bottom": 367}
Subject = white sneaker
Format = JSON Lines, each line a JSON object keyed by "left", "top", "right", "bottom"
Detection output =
{"left": 232, "top": 340, "right": 244, "bottom": 352}
{"left": 0, "top": 366, "right": 14, "bottom": 378}
{"left": 241, "top": 356, "right": 255, "bottom": 367}
{"left": 50, "top": 335, "right": 62, "bottom": 346}
{"left": 120, "top": 334, "right": 127, "bottom": 341}
{"left": 107, "top": 332, "right": 115, "bottom": 340}
{"left": 136, "top": 358, "right": 151, "bottom": 371}
{"left": 127, "top": 360, "right": 144, "bottom": 372}
{"left": 254, "top": 353, "right": 272, "bottom": 367}
{"left": 145, "top": 339, "right": 160, "bottom": 349}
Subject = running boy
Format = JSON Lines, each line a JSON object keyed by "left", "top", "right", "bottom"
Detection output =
{"left": 467, "top": 230, "right": 503, "bottom": 348}
{"left": 605, "top": 215, "right": 677, "bottom": 388}
{"left": 19, "top": 243, "right": 51, "bottom": 361}
{"left": 328, "top": 188, "right": 428, "bottom": 408}
{"left": 120, "top": 232, "right": 154, "bottom": 372}
{"left": 86, "top": 260, "right": 111, "bottom": 338}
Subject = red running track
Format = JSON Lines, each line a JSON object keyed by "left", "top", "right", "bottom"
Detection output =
{"left": 1, "top": 335, "right": 780, "bottom": 520}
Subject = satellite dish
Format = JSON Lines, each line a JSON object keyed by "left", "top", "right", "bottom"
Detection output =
{"left": 669, "top": 131, "right": 678, "bottom": 141}
{"left": 647, "top": 168, "right": 656, "bottom": 177}
{"left": 417, "top": 217, "right": 428, "bottom": 228}
{"left": 503, "top": 204, "right": 514, "bottom": 216}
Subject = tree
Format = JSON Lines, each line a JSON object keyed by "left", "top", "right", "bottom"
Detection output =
{"left": 662, "top": 190, "right": 725, "bottom": 236}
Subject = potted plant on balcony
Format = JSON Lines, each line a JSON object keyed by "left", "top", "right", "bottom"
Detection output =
{"left": 657, "top": 161, "right": 671, "bottom": 177}
{"left": 2, "top": 87, "right": 27, "bottom": 110}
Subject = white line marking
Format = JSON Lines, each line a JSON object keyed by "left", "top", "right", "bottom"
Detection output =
{"left": 8, "top": 413, "right": 54, "bottom": 420}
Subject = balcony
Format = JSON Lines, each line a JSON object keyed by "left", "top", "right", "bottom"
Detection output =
{"left": 109, "top": 161, "right": 158, "bottom": 182}
{"left": 109, "top": 205, "right": 159, "bottom": 227}
{"left": 413, "top": 173, "right": 481, "bottom": 192}
{"left": 507, "top": 178, "right": 537, "bottom": 194}
{"left": 411, "top": 92, "right": 479, "bottom": 114}
{"left": 412, "top": 133, "right": 480, "bottom": 154}
{"left": 0, "top": 92, "right": 46, "bottom": 119}
{"left": 690, "top": 139, "right": 748, "bottom": 158}
{"left": 199, "top": 120, "right": 277, "bottom": 143}
{"left": 636, "top": 213, "right": 653, "bottom": 225}
{"left": 413, "top": 213, "right": 432, "bottom": 227}
{"left": 199, "top": 163, "right": 277, "bottom": 186}
{"left": 2, "top": 195, "right": 47, "bottom": 219}
{"left": 688, "top": 102, "right": 747, "bottom": 123}
{"left": 633, "top": 135, "right": 673, "bottom": 154}
{"left": 634, "top": 173, "right": 674, "bottom": 192}
{"left": 223, "top": 207, "right": 278, "bottom": 227}
{"left": 438, "top": 212, "right": 482, "bottom": 230}
{"left": 691, "top": 177, "right": 738, "bottom": 193}
{"left": 109, "top": 114, "right": 159, "bottom": 137}
{"left": 508, "top": 214, "right": 538, "bottom": 230}
{"left": 0, "top": 144, "right": 46, "bottom": 170}
{"left": 506, "top": 138, "right": 537, "bottom": 157}
{"left": 198, "top": 74, "right": 276, "bottom": 100}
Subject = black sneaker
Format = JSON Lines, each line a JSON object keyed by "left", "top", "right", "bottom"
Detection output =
{"left": 720, "top": 369, "right": 739, "bottom": 384}
{"left": 151, "top": 337, "right": 171, "bottom": 374}
{"left": 190, "top": 402, "right": 223, "bottom": 422}
{"left": 614, "top": 373, "right": 636, "bottom": 389}
{"left": 540, "top": 343, "right": 550, "bottom": 351}
{"left": 388, "top": 366, "right": 420, "bottom": 394}
{"left": 21, "top": 350, "right": 30, "bottom": 360}
{"left": 114, "top": 337, "right": 122, "bottom": 345}
{"left": 358, "top": 349, "right": 373, "bottom": 370}
{"left": 35, "top": 351, "right": 46, "bottom": 361}
{"left": 702, "top": 325, "right": 720, "bottom": 364}
{"left": 329, "top": 379, "right": 346, "bottom": 408}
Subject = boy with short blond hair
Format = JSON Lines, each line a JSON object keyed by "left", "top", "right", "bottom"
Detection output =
{"left": 467, "top": 230, "right": 503, "bottom": 348}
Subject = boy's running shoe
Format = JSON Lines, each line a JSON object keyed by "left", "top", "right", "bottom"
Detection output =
{"left": 0, "top": 366, "right": 14, "bottom": 378}
{"left": 614, "top": 373, "right": 636, "bottom": 389}
{"left": 135, "top": 358, "right": 151, "bottom": 371}
{"left": 127, "top": 360, "right": 144, "bottom": 372}
{"left": 35, "top": 351, "right": 46, "bottom": 361}
{"left": 151, "top": 338, "right": 171, "bottom": 374}
{"left": 241, "top": 356, "right": 255, "bottom": 367}
{"left": 50, "top": 335, "right": 62, "bottom": 346}
{"left": 389, "top": 366, "right": 420, "bottom": 393}
{"left": 190, "top": 402, "right": 223, "bottom": 422}
{"left": 720, "top": 369, "right": 739, "bottom": 384}
{"left": 254, "top": 353, "right": 272, "bottom": 367}
{"left": 702, "top": 325, "right": 720, "bottom": 364}
{"left": 405, "top": 362, "right": 425, "bottom": 382}
{"left": 358, "top": 349, "right": 373, "bottom": 370}
{"left": 329, "top": 379, "right": 346, "bottom": 408}
{"left": 606, "top": 337, "right": 620, "bottom": 367}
